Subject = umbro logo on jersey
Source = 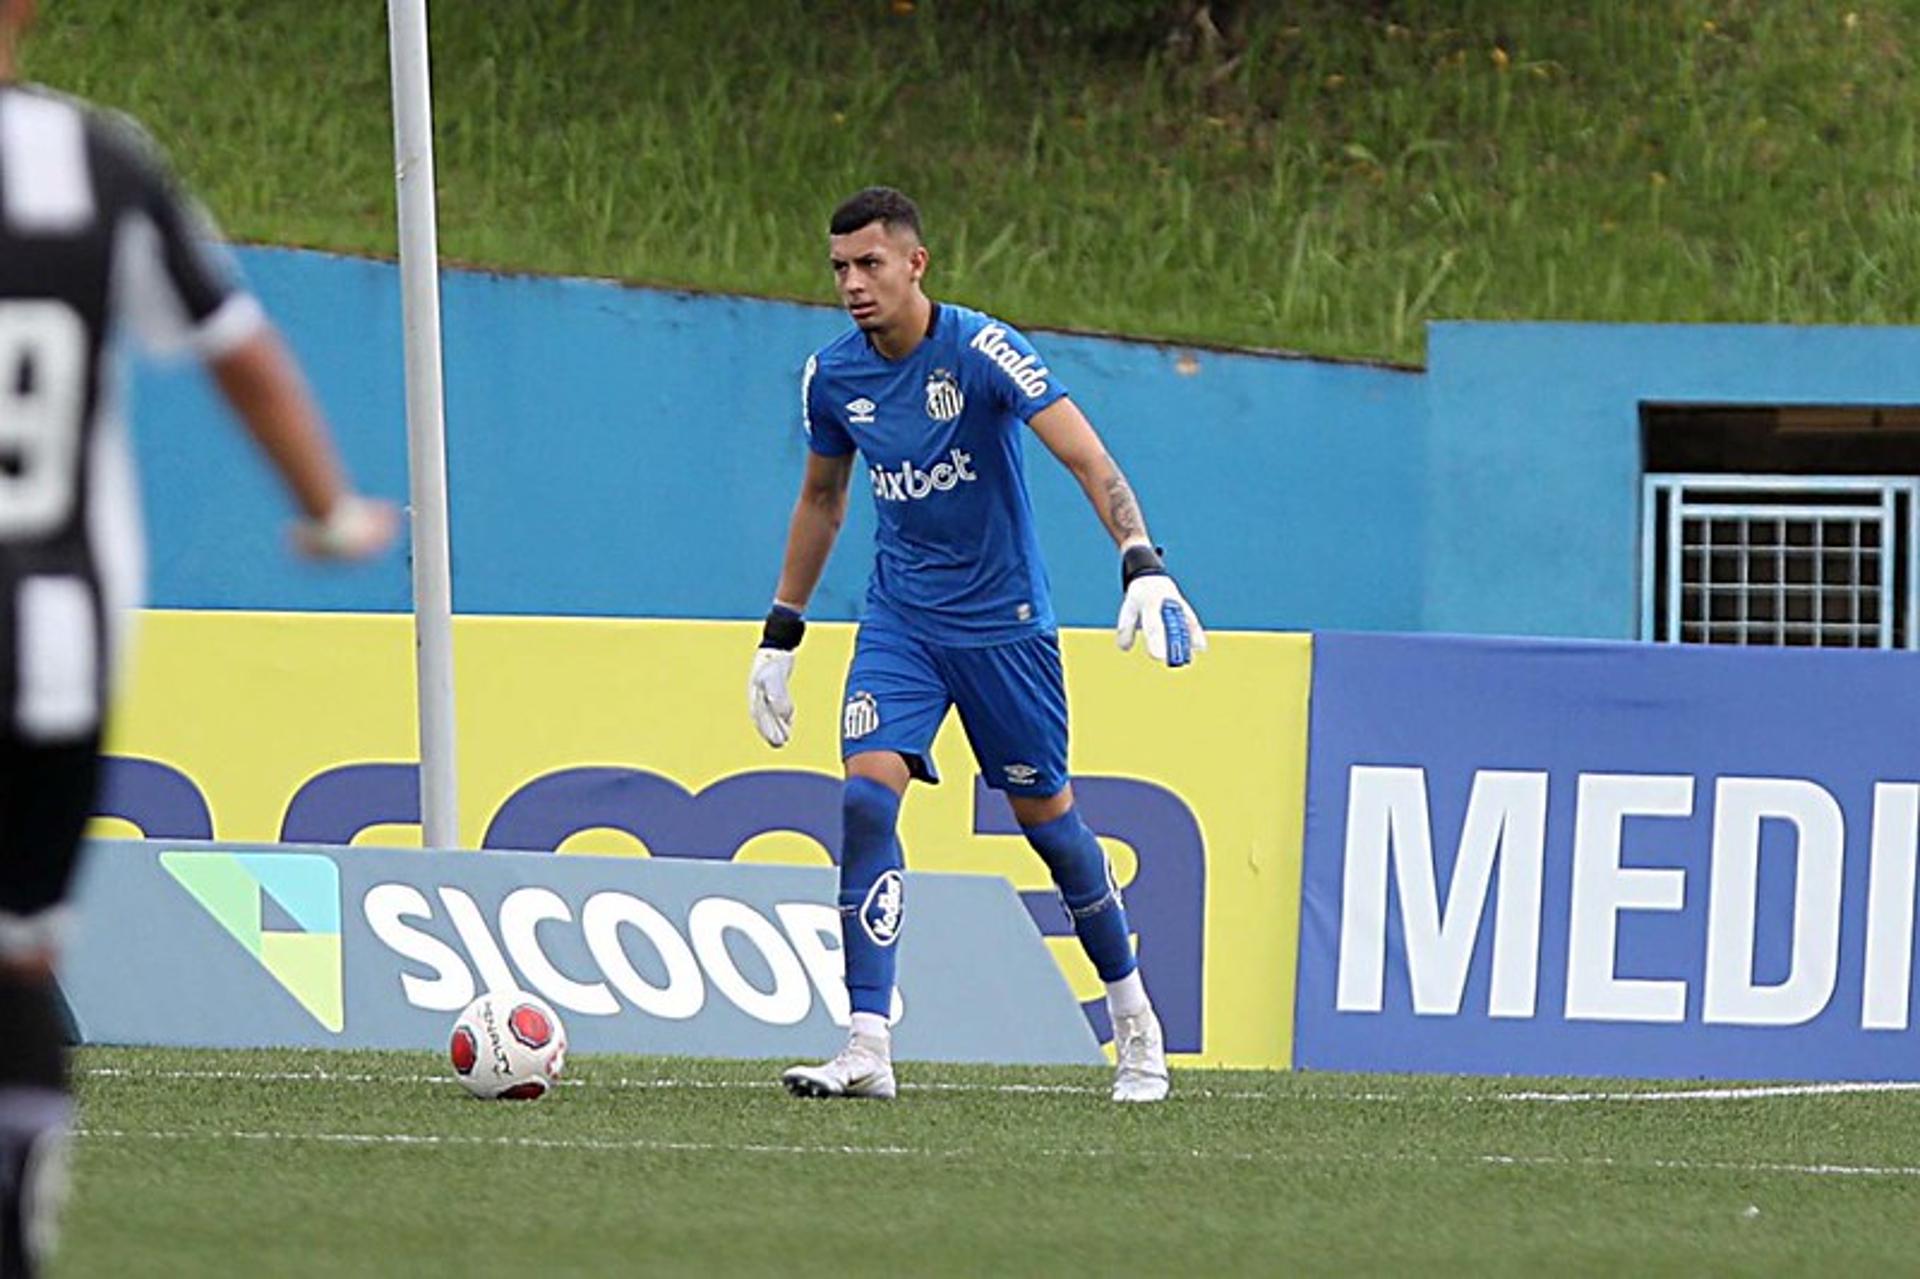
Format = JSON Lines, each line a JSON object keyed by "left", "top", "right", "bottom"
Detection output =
{"left": 969, "top": 325, "right": 1051, "bottom": 399}
{"left": 924, "top": 369, "right": 964, "bottom": 422}
{"left": 846, "top": 397, "right": 877, "bottom": 425}
{"left": 1003, "top": 763, "right": 1040, "bottom": 787}
{"left": 844, "top": 690, "right": 880, "bottom": 741}
{"left": 870, "top": 448, "right": 978, "bottom": 503}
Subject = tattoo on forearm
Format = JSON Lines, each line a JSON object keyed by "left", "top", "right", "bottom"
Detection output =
{"left": 1103, "top": 467, "right": 1145, "bottom": 542}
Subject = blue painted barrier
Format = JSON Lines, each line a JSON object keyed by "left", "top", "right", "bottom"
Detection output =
{"left": 65, "top": 839, "right": 1101, "bottom": 1065}
{"left": 1296, "top": 632, "right": 1920, "bottom": 1080}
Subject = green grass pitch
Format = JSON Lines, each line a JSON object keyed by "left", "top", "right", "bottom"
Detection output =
{"left": 52, "top": 1046, "right": 1920, "bottom": 1276}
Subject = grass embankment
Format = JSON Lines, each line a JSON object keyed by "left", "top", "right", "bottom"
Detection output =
{"left": 26, "top": 1, "right": 1917, "bottom": 363}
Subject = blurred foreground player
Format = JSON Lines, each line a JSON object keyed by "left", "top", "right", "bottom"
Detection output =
{"left": 749, "top": 187, "right": 1204, "bottom": 1104}
{"left": 0, "top": 0, "right": 395, "bottom": 1269}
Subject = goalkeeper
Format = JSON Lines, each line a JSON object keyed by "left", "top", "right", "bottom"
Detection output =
{"left": 748, "top": 187, "right": 1204, "bottom": 1104}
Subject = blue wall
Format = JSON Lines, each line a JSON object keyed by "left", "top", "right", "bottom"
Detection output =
{"left": 138, "top": 251, "right": 414, "bottom": 613}
{"left": 135, "top": 249, "right": 1920, "bottom": 636}
{"left": 1424, "top": 322, "right": 1920, "bottom": 639}
{"left": 134, "top": 248, "right": 1425, "bottom": 630}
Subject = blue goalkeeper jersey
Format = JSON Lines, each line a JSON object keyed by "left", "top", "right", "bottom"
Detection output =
{"left": 801, "top": 302, "right": 1067, "bottom": 646}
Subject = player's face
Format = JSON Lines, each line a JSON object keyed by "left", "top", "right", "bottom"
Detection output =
{"left": 829, "top": 221, "right": 926, "bottom": 333}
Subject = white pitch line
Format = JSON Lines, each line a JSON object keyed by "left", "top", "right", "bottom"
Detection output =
{"left": 1493, "top": 1081, "right": 1920, "bottom": 1103}
{"left": 73, "top": 1127, "right": 925, "bottom": 1159}
{"left": 74, "top": 1067, "right": 1246, "bottom": 1099}
{"left": 69, "top": 1127, "right": 1920, "bottom": 1179}
{"left": 75, "top": 1066, "right": 1920, "bottom": 1106}
{"left": 1472, "top": 1151, "right": 1920, "bottom": 1179}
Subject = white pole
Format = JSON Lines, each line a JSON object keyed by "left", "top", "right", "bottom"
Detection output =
{"left": 386, "top": 0, "right": 460, "bottom": 850}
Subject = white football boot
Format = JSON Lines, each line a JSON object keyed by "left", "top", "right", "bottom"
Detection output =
{"left": 1111, "top": 1007, "right": 1170, "bottom": 1103}
{"left": 781, "top": 1032, "right": 897, "bottom": 1100}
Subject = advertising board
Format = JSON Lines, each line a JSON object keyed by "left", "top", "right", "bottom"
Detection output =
{"left": 97, "top": 611, "right": 1311, "bottom": 1066}
{"left": 64, "top": 840, "right": 1101, "bottom": 1064}
{"left": 1297, "top": 632, "right": 1920, "bottom": 1079}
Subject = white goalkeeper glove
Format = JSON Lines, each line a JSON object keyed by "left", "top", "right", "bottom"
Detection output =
{"left": 293, "top": 494, "right": 399, "bottom": 561}
{"left": 1115, "top": 545, "right": 1207, "bottom": 667}
{"left": 748, "top": 604, "right": 805, "bottom": 747}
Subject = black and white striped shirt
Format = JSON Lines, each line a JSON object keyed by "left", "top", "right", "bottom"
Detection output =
{"left": 0, "top": 82, "right": 262, "bottom": 739}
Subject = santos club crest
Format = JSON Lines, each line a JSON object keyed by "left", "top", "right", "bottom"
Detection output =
{"left": 924, "top": 368, "right": 964, "bottom": 422}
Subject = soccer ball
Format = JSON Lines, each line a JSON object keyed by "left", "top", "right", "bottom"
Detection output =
{"left": 448, "top": 990, "right": 568, "bottom": 1100}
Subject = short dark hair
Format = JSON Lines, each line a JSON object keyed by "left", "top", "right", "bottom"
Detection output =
{"left": 830, "top": 187, "right": 923, "bottom": 240}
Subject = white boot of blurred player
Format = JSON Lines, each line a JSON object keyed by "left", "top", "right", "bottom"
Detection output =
{"left": 782, "top": 1013, "right": 897, "bottom": 1100}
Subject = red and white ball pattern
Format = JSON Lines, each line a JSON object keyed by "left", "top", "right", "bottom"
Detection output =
{"left": 449, "top": 990, "right": 568, "bottom": 1101}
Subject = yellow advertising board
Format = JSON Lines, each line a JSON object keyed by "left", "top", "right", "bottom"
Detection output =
{"left": 100, "top": 611, "right": 1310, "bottom": 1068}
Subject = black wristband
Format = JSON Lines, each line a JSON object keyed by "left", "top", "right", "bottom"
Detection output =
{"left": 761, "top": 604, "right": 805, "bottom": 651}
{"left": 1120, "top": 544, "right": 1168, "bottom": 590}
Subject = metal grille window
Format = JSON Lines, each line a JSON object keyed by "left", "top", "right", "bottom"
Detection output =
{"left": 1641, "top": 475, "right": 1919, "bottom": 648}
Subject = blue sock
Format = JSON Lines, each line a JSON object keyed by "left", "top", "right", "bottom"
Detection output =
{"left": 838, "top": 778, "right": 905, "bottom": 1018}
{"left": 1024, "top": 809, "right": 1137, "bottom": 982}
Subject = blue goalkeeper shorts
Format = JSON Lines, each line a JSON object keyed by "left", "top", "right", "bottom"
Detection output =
{"left": 839, "top": 609, "right": 1069, "bottom": 796}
